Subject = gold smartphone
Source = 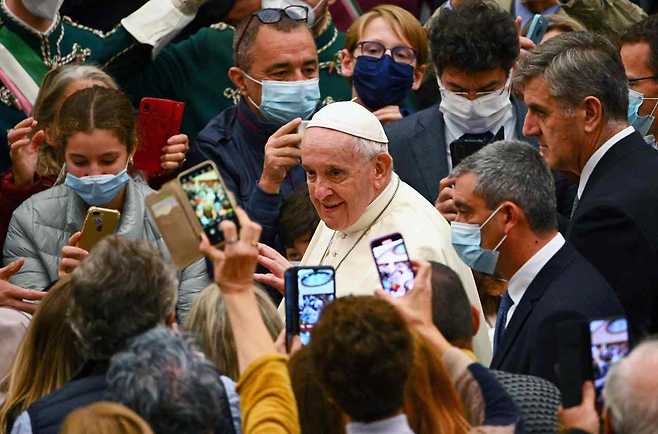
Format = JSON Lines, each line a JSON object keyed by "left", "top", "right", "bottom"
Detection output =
{"left": 78, "top": 207, "right": 121, "bottom": 251}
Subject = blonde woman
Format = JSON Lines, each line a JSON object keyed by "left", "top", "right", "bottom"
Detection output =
{"left": 185, "top": 283, "right": 283, "bottom": 381}
{"left": 0, "top": 279, "right": 82, "bottom": 434}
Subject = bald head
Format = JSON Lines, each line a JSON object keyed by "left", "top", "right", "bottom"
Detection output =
{"left": 604, "top": 339, "right": 658, "bottom": 434}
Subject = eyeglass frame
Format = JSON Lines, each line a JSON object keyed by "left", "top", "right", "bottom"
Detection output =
{"left": 628, "top": 74, "right": 658, "bottom": 84}
{"left": 234, "top": 6, "right": 309, "bottom": 61}
{"left": 442, "top": 84, "right": 509, "bottom": 100}
{"left": 354, "top": 40, "right": 418, "bottom": 66}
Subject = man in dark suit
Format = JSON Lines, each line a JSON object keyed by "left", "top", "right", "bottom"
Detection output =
{"left": 515, "top": 31, "right": 658, "bottom": 340}
{"left": 449, "top": 140, "right": 623, "bottom": 387}
{"left": 385, "top": 1, "right": 522, "bottom": 206}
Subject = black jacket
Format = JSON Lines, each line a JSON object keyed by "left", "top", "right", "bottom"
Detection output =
{"left": 490, "top": 242, "right": 624, "bottom": 387}
{"left": 568, "top": 130, "right": 658, "bottom": 340}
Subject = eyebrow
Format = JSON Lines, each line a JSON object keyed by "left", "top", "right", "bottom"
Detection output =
{"left": 265, "top": 62, "right": 292, "bottom": 73}
{"left": 446, "top": 79, "right": 501, "bottom": 91}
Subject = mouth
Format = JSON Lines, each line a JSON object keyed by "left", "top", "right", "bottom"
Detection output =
{"left": 319, "top": 202, "right": 343, "bottom": 214}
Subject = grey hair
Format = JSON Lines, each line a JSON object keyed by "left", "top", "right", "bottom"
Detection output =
{"left": 107, "top": 326, "right": 232, "bottom": 434}
{"left": 451, "top": 140, "right": 557, "bottom": 233}
{"left": 353, "top": 137, "right": 388, "bottom": 160}
{"left": 514, "top": 31, "right": 628, "bottom": 122}
{"left": 603, "top": 338, "right": 658, "bottom": 434}
{"left": 68, "top": 236, "right": 178, "bottom": 360}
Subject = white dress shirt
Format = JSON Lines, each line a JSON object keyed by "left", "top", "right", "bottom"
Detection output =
{"left": 504, "top": 233, "right": 566, "bottom": 327}
{"left": 297, "top": 173, "right": 493, "bottom": 364}
{"left": 577, "top": 126, "right": 635, "bottom": 200}
{"left": 346, "top": 414, "right": 415, "bottom": 434}
{"left": 444, "top": 104, "right": 517, "bottom": 172}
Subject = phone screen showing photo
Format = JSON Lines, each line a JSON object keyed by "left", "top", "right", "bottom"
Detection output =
{"left": 372, "top": 234, "right": 414, "bottom": 297}
{"left": 298, "top": 268, "right": 335, "bottom": 346}
{"left": 179, "top": 164, "right": 238, "bottom": 245}
{"left": 590, "top": 317, "right": 630, "bottom": 407}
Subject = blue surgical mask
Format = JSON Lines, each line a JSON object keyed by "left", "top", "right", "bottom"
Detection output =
{"left": 628, "top": 88, "right": 644, "bottom": 125}
{"left": 65, "top": 168, "right": 130, "bottom": 206}
{"left": 353, "top": 55, "right": 414, "bottom": 111}
{"left": 629, "top": 88, "right": 658, "bottom": 137}
{"left": 451, "top": 204, "right": 507, "bottom": 275}
{"left": 244, "top": 73, "right": 320, "bottom": 125}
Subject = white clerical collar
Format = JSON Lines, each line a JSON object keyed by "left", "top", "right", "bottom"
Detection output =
{"left": 342, "top": 173, "right": 400, "bottom": 235}
{"left": 577, "top": 126, "right": 634, "bottom": 199}
{"left": 507, "top": 232, "right": 565, "bottom": 306}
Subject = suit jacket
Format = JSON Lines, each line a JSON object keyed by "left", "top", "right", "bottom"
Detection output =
{"left": 490, "top": 242, "right": 623, "bottom": 387}
{"left": 568, "top": 130, "right": 658, "bottom": 339}
{"left": 385, "top": 98, "right": 533, "bottom": 204}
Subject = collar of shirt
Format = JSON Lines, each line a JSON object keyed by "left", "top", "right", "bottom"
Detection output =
{"left": 515, "top": 0, "right": 561, "bottom": 28}
{"left": 505, "top": 232, "right": 565, "bottom": 325}
{"left": 346, "top": 414, "right": 415, "bottom": 434}
{"left": 341, "top": 173, "right": 400, "bottom": 235}
{"left": 235, "top": 98, "right": 280, "bottom": 154}
{"left": 577, "top": 126, "right": 635, "bottom": 199}
{"left": 444, "top": 105, "right": 516, "bottom": 172}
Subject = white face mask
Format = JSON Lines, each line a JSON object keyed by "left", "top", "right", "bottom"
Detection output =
{"left": 22, "top": 0, "right": 64, "bottom": 21}
{"left": 438, "top": 75, "right": 513, "bottom": 134}
{"left": 261, "top": 0, "right": 324, "bottom": 27}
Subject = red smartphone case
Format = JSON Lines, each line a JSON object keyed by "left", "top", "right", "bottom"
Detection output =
{"left": 135, "top": 98, "right": 185, "bottom": 178}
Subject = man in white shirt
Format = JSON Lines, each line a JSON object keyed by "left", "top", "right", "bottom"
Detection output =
{"left": 256, "top": 100, "right": 493, "bottom": 364}
{"left": 516, "top": 31, "right": 658, "bottom": 341}
{"left": 449, "top": 140, "right": 623, "bottom": 386}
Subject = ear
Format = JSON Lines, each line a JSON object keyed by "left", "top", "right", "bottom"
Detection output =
{"left": 340, "top": 49, "right": 355, "bottom": 78}
{"left": 229, "top": 66, "right": 248, "bottom": 95}
{"left": 372, "top": 152, "right": 393, "bottom": 188}
{"left": 411, "top": 63, "right": 428, "bottom": 91}
{"left": 500, "top": 201, "right": 522, "bottom": 235}
{"left": 470, "top": 305, "right": 481, "bottom": 337}
{"left": 582, "top": 95, "right": 605, "bottom": 134}
{"left": 165, "top": 311, "right": 177, "bottom": 328}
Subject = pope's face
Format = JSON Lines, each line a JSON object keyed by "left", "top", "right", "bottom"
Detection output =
{"left": 301, "top": 128, "right": 383, "bottom": 231}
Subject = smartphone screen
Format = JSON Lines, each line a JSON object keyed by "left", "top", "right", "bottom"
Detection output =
{"left": 179, "top": 163, "right": 238, "bottom": 245}
{"left": 590, "top": 317, "right": 630, "bottom": 406}
{"left": 297, "top": 267, "right": 335, "bottom": 346}
{"left": 371, "top": 233, "right": 414, "bottom": 297}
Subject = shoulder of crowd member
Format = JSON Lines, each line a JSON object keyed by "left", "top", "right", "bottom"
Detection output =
{"left": 195, "top": 105, "right": 238, "bottom": 149}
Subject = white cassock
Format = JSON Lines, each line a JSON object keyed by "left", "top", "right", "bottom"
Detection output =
{"left": 299, "top": 173, "right": 493, "bottom": 365}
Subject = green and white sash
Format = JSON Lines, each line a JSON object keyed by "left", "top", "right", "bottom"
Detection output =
{"left": 0, "top": 26, "right": 47, "bottom": 112}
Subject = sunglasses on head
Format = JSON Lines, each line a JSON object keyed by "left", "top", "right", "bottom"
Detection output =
{"left": 235, "top": 6, "right": 309, "bottom": 55}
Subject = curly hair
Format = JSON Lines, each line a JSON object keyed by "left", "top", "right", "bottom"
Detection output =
{"left": 430, "top": 0, "right": 519, "bottom": 75}
{"left": 106, "top": 326, "right": 232, "bottom": 434}
{"left": 620, "top": 15, "right": 658, "bottom": 75}
{"left": 309, "top": 296, "right": 413, "bottom": 423}
{"left": 68, "top": 236, "right": 178, "bottom": 360}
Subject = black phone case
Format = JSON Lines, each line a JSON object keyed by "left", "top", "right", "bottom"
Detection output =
{"left": 557, "top": 319, "right": 592, "bottom": 408}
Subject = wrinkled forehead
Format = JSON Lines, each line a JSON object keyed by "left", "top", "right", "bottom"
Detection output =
{"left": 301, "top": 127, "right": 363, "bottom": 162}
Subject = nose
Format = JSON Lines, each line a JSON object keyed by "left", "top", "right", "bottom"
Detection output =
{"left": 292, "top": 68, "right": 308, "bottom": 82}
{"left": 522, "top": 112, "right": 539, "bottom": 137}
{"left": 311, "top": 180, "right": 333, "bottom": 202}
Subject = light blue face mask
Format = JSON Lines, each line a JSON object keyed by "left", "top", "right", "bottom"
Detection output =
{"left": 451, "top": 204, "right": 507, "bottom": 275}
{"left": 65, "top": 167, "right": 130, "bottom": 206}
{"left": 244, "top": 73, "right": 320, "bottom": 125}
{"left": 628, "top": 88, "right": 658, "bottom": 137}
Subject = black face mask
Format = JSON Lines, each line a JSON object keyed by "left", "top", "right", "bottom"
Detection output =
{"left": 353, "top": 55, "right": 414, "bottom": 111}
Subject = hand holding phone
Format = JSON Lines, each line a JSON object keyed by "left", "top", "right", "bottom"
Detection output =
{"left": 371, "top": 233, "right": 415, "bottom": 297}
{"left": 78, "top": 207, "right": 121, "bottom": 251}
{"left": 136, "top": 98, "right": 185, "bottom": 177}
{"left": 526, "top": 14, "right": 549, "bottom": 45}
{"left": 589, "top": 317, "right": 630, "bottom": 408}
{"left": 285, "top": 266, "right": 336, "bottom": 349}
{"left": 177, "top": 161, "right": 240, "bottom": 246}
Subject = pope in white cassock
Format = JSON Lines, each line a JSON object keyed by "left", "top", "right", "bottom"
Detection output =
{"left": 258, "top": 101, "right": 492, "bottom": 364}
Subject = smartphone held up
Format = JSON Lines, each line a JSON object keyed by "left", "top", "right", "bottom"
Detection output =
{"left": 371, "top": 232, "right": 415, "bottom": 297}
{"left": 285, "top": 266, "right": 336, "bottom": 349}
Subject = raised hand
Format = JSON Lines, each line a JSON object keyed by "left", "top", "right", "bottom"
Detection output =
{"left": 58, "top": 232, "right": 88, "bottom": 278}
{"left": 0, "top": 258, "right": 46, "bottom": 314}
{"left": 160, "top": 133, "right": 189, "bottom": 171}
{"left": 258, "top": 118, "right": 302, "bottom": 194}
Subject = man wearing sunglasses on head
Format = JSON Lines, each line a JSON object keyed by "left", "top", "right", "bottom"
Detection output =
{"left": 123, "top": 0, "right": 351, "bottom": 146}
{"left": 185, "top": 7, "right": 317, "bottom": 263}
